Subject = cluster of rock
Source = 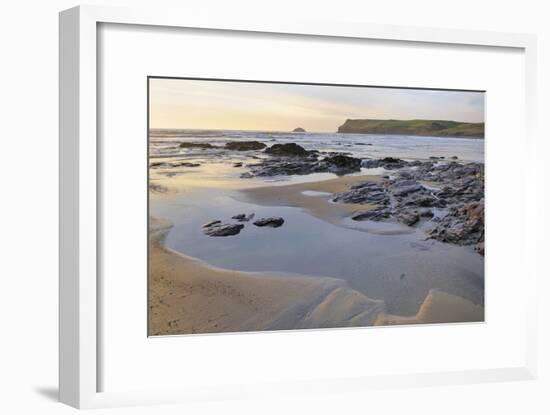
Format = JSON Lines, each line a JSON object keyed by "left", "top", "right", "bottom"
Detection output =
{"left": 202, "top": 214, "right": 285, "bottom": 236}
{"left": 179, "top": 140, "right": 267, "bottom": 151}
{"left": 176, "top": 138, "right": 485, "bottom": 253}
{"left": 150, "top": 161, "right": 201, "bottom": 168}
{"left": 177, "top": 140, "right": 363, "bottom": 177}
{"left": 243, "top": 143, "right": 362, "bottom": 177}
{"left": 428, "top": 201, "right": 484, "bottom": 254}
{"left": 333, "top": 157, "right": 484, "bottom": 254}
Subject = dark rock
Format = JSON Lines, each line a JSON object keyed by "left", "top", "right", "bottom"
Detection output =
{"left": 265, "top": 143, "right": 309, "bottom": 157}
{"left": 202, "top": 220, "right": 221, "bottom": 228}
{"left": 450, "top": 156, "right": 458, "bottom": 160}
{"left": 203, "top": 223, "right": 244, "bottom": 237}
{"left": 351, "top": 208, "right": 391, "bottom": 221}
{"left": 225, "top": 141, "right": 266, "bottom": 151}
{"left": 428, "top": 200, "right": 484, "bottom": 246}
{"left": 322, "top": 155, "right": 362, "bottom": 175}
{"left": 232, "top": 213, "right": 255, "bottom": 222}
{"left": 392, "top": 183, "right": 423, "bottom": 197}
{"left": 179, "top": 142, "right": 214, "bottom": 149}
{"left": 233, "top": 162, "right": 243, "bottom": 167}
{"left": 293, "top": 127, "right": 306, "bottom": 132}
{"left": 245, "top": 152, "right": 366, "bottom": 177}
{"left": 382, "top": 157, "right": 401, "bottom": 163}
{"left": 150, "top": 162, "right": 168, "bottom": 168}
{"left": 361, "top": 157, "right": 408, "bottom": 170}
{"left": 253, "top": 217, "right": 285, "bottom": 227}
{"left": 333, "top": 181, "right": 388, "bottom": 205}
{"left": 397, "top": 212, "right": 420, "bottom": 226}
{"left": 172, "top": 162, "right": 201, "bottom": 167}
{"left": 418, "top": 209, "right": 435, "bottom": 218}
{"left": 401, "top": 193, "right": 446, "bottom": 208}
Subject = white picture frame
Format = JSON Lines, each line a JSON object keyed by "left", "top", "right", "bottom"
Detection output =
{"left": 59, "top": 4, "right": 538, "bottom": 409}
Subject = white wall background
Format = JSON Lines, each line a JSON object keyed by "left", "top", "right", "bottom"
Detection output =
{"left": 0, "top": 0, "right": 548, "bottom": 414}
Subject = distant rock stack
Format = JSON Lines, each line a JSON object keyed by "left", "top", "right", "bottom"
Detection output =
{"left": 292, "top": 127, "right": 306, "bottom": 132}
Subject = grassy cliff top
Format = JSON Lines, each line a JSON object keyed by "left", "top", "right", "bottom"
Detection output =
{"left": 337, "top": 119, "right": 484, "bottom": 138}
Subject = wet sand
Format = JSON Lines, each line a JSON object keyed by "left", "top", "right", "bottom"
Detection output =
{"left": 149, "top": 217, "right": 483, "bottom": 335}
{"left": 149, "top": 218, "right": 387, "bottom": 335}
{"left": 239, "top": 174, "right": 381, "bottom": 224}
{"left": 375, "top": 289, "right": 484, "bottom": 326}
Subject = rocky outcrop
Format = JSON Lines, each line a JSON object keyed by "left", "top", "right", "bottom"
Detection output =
{"left": 264, "top": 143, "right": 309, "bottom": 157}
{"left": 428, "top": 201, "right": 484, "bottom": 246}
{"left": 362, "top": 157, "right": 408, "bottom": 170}
{"left": 322, "top": 155, "right": 362, "bottom": 174}
{"left": 333, "top": 182, "right": 389, "bottom": 205}
{"left": 334, "top": 157, "right": 485, "bottom": 253}
{"left": 225, "top": 141, "right": 267, "bottom": 151}
{"left": 293, "top": 127, "right": 306, "bottom": 132}
{"left": 243, "top": 148, "right": 361, "bottom": 178}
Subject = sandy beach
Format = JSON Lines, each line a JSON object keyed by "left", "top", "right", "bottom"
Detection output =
{"left": 149, "top": 158, "right": 484, "bottom": 335}
{"left": 149, "top": 217, "right": 482, "bottom": 335}
{"left": 149, "top": 218, "right": 388, "bottom": 335}
{"left": 148, "top": 123, "right": 484, "bottom": 334}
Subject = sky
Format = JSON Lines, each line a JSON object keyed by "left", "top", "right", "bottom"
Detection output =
{"left": 149, "top": 78, "right": 485, "bottom": 132}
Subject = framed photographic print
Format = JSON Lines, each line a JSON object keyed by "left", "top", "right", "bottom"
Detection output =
{"left": 60, "top": 5, "right": 538, "bottom": 409}
{"left": 147, "top": 77, "right": 486, "bottom": 336}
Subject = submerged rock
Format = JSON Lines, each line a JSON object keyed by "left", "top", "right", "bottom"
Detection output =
{"left": 253, "top": 217, "right": 285, "bottom": 228}
{"left": 225, "top": 141, "right": 266, "bottom": 151}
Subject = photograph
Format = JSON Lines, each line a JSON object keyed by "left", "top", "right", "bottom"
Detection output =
{"left": 148, "top": 78, "right": 485, "bottom": 336}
